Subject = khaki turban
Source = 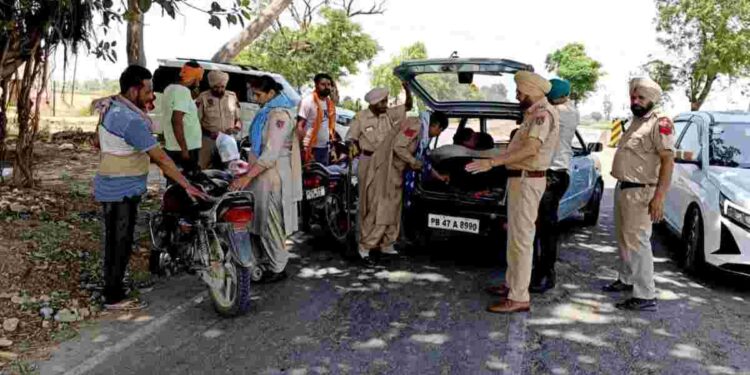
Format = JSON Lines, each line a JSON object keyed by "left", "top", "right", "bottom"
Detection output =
{"left": 629, "top": 77, "right": 662, "bottom": 104}
{"left": 208, "top": 70, "right": 229, "bottom": 87}
{"left": 365, "top": 87, "right": 388, "bottom": 105}
{"left": 515, "top": 71, "right": 552, "bottom": 97}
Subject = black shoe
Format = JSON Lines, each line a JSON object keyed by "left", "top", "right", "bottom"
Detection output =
{"left": 359, "top": 256, "right": 376, "bottom": 267}
{"left": 260, "top": 270, "right": 288, "bottom": 284}
{"left": 615, "top": 298, "right": 657, "bottom": 312}
{"left": 602, "top": 280, "right": 634, "bottom": 292}
{"left": 529, "top": 275, "right": 555, "bottom": 294}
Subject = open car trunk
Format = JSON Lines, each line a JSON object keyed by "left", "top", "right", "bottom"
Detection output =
{"left": 423, "top": 156, "right": 507, "bottom": 200}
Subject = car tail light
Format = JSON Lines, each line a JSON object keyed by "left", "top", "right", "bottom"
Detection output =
{"left": 222, "top": 207, "right": 254, "bottom": 225}
{"left": 304, "top": 176, "right": 322, "bottom": 189}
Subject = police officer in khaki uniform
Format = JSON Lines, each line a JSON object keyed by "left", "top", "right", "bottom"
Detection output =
{"left": 197, "top": 70, "right": 241, "bottom": 169}
{"left": 346, "top": 84, "right": 413, "bottom": 263}
{"left": 603, "top": 78, "right": 675, "bottom": 312}
{"left": 467, "top": 71, "right": 559, "bottom": 313}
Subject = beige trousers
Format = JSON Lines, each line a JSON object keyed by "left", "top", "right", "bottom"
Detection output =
{"left": 506, "top": 176, "right": 546, "bottom": 302}
{"left": 199, "top": 136, "right": 216, "bottom": 170}
{"left": 614, "top": 184, "right": 656, "bottom": 299}
{"left": 357, "top": 155, "right": 399, "bottom": 250}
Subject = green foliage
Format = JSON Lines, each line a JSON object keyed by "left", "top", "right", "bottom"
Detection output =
{"left": 21, "top": 290, "right": 72, "bottom": 313}
{"left": 642, "top": 59, "right": 676, "bottom": 100}
{"left": 22, "top": 221, "right": 76, "bottom": 262}
{"left": 339, "top": 97, "right": 363, "bottom": 112}
{"left": 371, "top": 42, "right": 429, "bottom": 98}
{"left": 655, "top": 0, "right": 750, "bottom": 110}
{"left": 52, "top": 323, "right": 80, "bottom": 343}
{"left": 236, "top": 8, "right": 379, "bottom": 89}
{"left": 10, "top": 360, "right": 38, "bottom": 375}
{"left": 545, "top": 43, "right": 604, "bottom": 103}
{"left": 370, "top": 42, "right": 496, "bottom": 108}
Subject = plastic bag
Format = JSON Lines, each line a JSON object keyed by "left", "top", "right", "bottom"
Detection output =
{"left": 216, "top": 132, "right": 240, "bottom": 163}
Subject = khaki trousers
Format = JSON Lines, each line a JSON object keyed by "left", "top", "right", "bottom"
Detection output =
{"left": 506, "top": 176, "right": 546, "bottom": 302}
{"left": 357, "top": 155, "right": 400, "bottom": 250}
{"left": 614, "top": 184, "right": 656, "bottom": 299}
{"left": 199, "top": 136, "right": 216, "bottom": 170}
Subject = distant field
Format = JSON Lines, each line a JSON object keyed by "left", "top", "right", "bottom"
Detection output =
{"left": 580, "top": 122, "right": 614, "bottom": 130}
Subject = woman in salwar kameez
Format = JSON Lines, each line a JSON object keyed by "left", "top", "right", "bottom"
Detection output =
{"left": 230, "top": 76, "right": 302, "bottom": 282}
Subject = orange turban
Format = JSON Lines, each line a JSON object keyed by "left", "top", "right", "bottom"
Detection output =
{"left": 180, "top": 64, "right": 205, "bottom": 84}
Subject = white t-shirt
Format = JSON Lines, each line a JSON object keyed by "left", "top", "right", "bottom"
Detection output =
{"left": 298, "top": 94, "right": 331, "bottom": 148}
{"left": 550, "top": 101, "right": 580, "bottom": 171}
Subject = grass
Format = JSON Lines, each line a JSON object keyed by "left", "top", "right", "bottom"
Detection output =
{"left": 51, "top": 323, "right": 79, "bottom": 343}
{"left": 20, "top": 290, "right": 72, "bottom": 313}
{"left": 60, "top": 173, "right": 89, "bottom": 198}
{"left": 9, "top": 360, "right": 38, "bottom": 375}
{"left": 21, "top": 221, "right": 76, "bottom": 262}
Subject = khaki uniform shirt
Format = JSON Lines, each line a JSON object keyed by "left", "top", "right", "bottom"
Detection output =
{"left": 196, "top": 91, "right": 240, "bottom": 134}
{"left": 506, "top": 98, "right": 560, "bottom": 171}
{"left": 612, "top": 111, "right": 676, "bottom": 185}
{"left": 346, "top": 105, "right": 407, "bottom": 153}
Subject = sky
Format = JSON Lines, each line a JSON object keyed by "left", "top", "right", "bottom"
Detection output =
{"left": 52, "top": 0, "right": 750, "bottom": 117}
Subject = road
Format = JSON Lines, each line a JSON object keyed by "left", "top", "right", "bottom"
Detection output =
{"left": 37, "top": 131, "right": 750, "bottom": 375}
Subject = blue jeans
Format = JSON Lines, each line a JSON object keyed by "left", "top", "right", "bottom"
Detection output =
{"left": 312, "top": 146, "right": 329, "bottom": 165}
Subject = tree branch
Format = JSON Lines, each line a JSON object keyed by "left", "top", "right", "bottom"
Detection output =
{"left": 343, "top": 0, "right": 385, "bottom": 17}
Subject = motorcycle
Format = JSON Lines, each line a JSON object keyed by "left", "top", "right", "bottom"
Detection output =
{"left": 148, "top": 170, "right": 260, "bottom": 316}
{"left": 300, "top": 141, "right": 358, "bottom": 248}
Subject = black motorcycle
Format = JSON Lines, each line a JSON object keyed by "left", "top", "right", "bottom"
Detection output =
{"left": 300, "top": 141, "right": 358, "bottom": 248}
{"left": 148, "top": 170, "right": 259, "bottom": 316}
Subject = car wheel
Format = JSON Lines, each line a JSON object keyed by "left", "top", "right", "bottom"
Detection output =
{"left": 583, "top": 180, "right": 604, "bottom": 226}
{"left": 682, "top": 206, "right": 705, "bottom": 273}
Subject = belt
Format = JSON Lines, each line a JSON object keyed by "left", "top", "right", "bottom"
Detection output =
{"left": 362, "top": 150, "right": 374, "bottom": 157}
{"left": 507, "top": 170, "right": 546, "bottom": 178}
{"left": 619, "top": 181, "right": 655, "bottom": 189}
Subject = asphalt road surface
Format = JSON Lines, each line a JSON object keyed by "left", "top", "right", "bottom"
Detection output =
{"left": 38, "top": 135, "right": 750, "bottom": 375}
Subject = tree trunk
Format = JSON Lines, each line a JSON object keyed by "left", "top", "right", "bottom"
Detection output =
{"left": 126, "top": 0, "right": 147, "bottom": 67}
{"left": 210, "top": 0, "right": 293, "bottom": 63}
{"left": 689, "top": 73, "right": 716, "bottom": 112}
{"left": 12, "top": 52, "right": 45, "bottom": 186}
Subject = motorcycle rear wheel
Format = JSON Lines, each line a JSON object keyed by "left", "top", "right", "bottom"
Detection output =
{"left": 208, "top": 236, "right": 252, "bottom": 316}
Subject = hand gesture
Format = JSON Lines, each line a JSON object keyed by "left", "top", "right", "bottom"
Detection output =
{"left": 185, "top": 184, "right": 210, "bottom": 201}
{"left": 465, "top": 159, "right": 493, "bottom": 174}
{"left": 229, "top": 175, "right": 253, "bottom": 192}
{"left": 649, "top": 193, "right": 665, "bottom": 222}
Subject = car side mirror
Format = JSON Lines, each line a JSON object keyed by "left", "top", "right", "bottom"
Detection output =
{"left": 587, "top": 142, "right": 603, "bottom": 153}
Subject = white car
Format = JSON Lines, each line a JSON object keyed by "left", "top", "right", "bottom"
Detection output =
{"left": 664, "top": 111, "right": 750, "bottom": 275}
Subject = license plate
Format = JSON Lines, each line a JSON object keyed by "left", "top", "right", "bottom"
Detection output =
{"left": 427, "top": 214, "right": 480, "bottom": 234}
{"left": 305, "top": 186, "right": 325, "bottom": 200}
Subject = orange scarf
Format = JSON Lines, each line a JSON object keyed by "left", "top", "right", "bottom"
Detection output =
{"left": 305, "top": 91, "right": 336, "bottom": 162}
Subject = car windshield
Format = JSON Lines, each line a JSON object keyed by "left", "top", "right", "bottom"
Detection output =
{"left": 414, "top": 73, "right": 518, "bottom": 103}
{"left": 710, "top": 123, "right": 750, "bottom": 168}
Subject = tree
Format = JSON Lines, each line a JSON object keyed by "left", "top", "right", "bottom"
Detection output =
{"left": 235, "top": 7, "right": 378, "bottom": 89}
{"left": 212, "top": 0, "right": 385, "bottom": 63}
{"left": 211, "top": 0, "right": 293, "bottom": 63}
{"left": 640, "top": 59, "right": 676, "bottom": 103}
{"left": 545, "top": 43, "right": 604, "bottom": 105}
{"left": 590, "top": 111, "right": 603, "bottom": 122}
{"left": 480, "top": 83, "right": 509, "bottom": 102}
{"left": 0, "top": 0, "right": 247, "bottom": 186}
{"left": 654, "top": 0, "right": 750, "bottom": 110}
{"left": 371, "top": 42, "right": 428, "bottom": 100}
{"left": 602, "top": 94, "right": 613, "bottom": 121}
{"left": 370, "top": 42, "right": 491, "bottom": 107}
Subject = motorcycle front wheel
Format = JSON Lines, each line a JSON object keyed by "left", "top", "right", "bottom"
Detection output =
{"left": 206, "top": 233, "right": 252, "bottom": 316}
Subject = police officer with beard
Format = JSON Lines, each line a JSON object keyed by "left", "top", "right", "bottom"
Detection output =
{"left": 603, "top": 77, "right": 675, "bottom": 312}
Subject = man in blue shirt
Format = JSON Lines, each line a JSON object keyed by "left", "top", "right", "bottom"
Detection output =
{"left": 94, "top": 65, "right": 207, "bottom": 310}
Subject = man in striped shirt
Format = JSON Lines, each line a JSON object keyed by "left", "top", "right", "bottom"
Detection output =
{"left": 94, "top": 65, "right": 206, "bottom": 310}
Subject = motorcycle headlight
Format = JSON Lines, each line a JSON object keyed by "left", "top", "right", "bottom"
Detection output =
{"left": 720, "top": 193, "right": 750, "bottom": 231}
